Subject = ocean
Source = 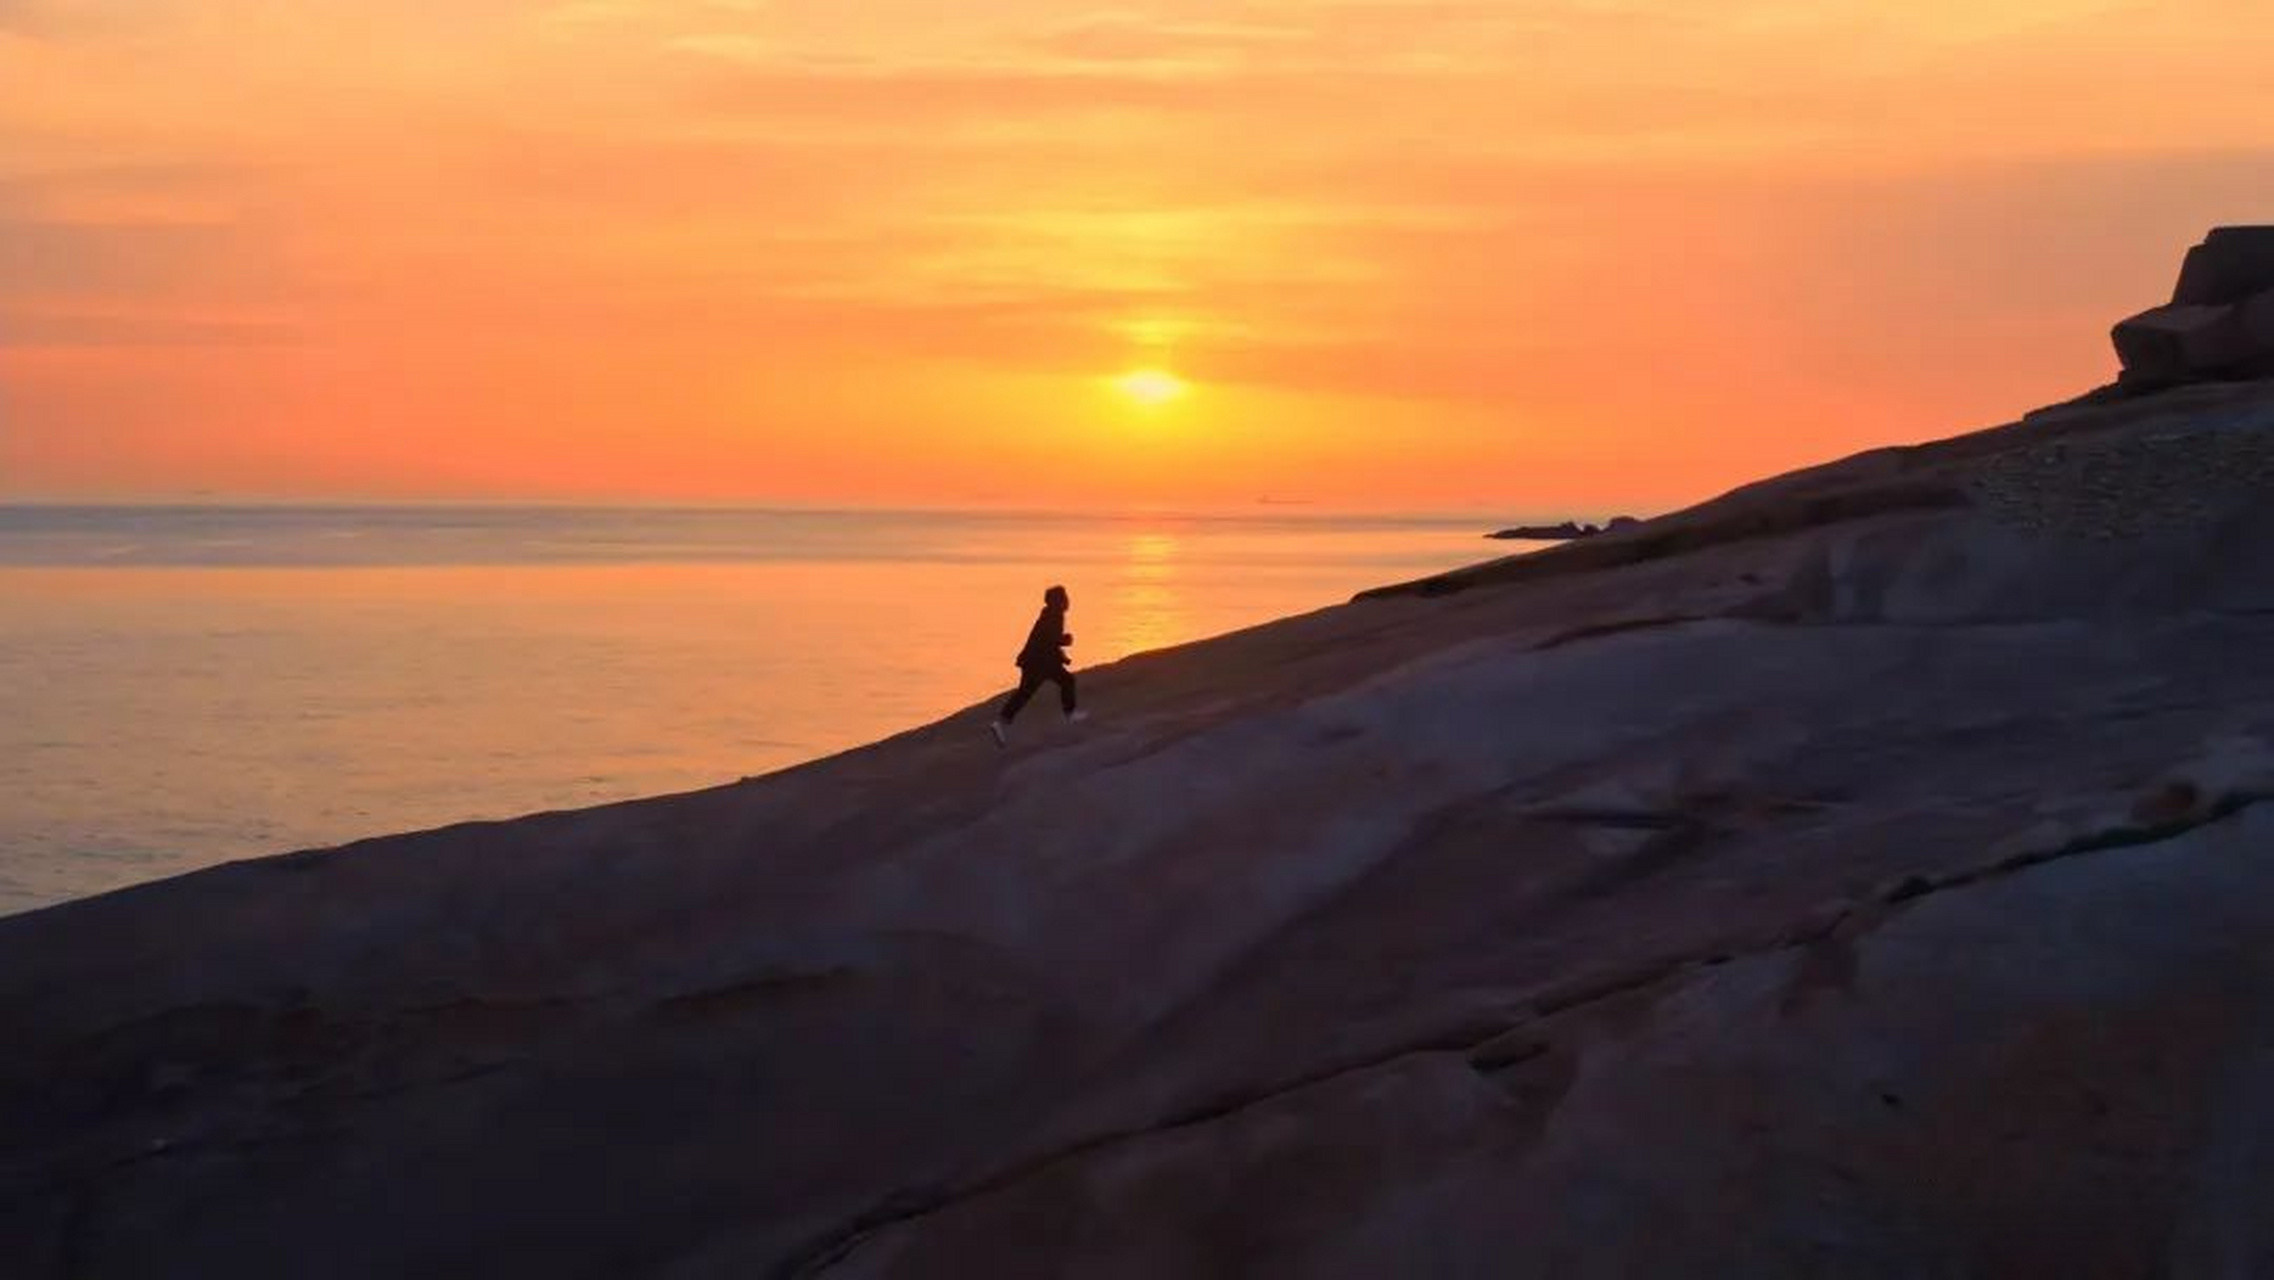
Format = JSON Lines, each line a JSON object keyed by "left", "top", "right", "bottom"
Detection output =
{"left": 0, "top": 504, "right": 1515, "bottom": 914}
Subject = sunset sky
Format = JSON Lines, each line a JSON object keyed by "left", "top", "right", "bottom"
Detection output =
{"left": 4, "top": 0, "right": 2271, "bottom": 510}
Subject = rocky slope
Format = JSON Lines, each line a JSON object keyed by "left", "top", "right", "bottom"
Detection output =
{"left": 9, "top": 376, "right": 2274, "bottom": 1277}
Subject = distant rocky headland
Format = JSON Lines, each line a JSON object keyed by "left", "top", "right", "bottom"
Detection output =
{"left": 1487, "top": 516, "right": 1639, "bottom": 541}
{"left": 8, "top": 229, "right": 2274, "bottom": 1278}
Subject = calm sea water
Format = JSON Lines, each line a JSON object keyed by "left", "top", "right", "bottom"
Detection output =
{"left": 0, "top": 505, "right": 1514, "bottom": 914}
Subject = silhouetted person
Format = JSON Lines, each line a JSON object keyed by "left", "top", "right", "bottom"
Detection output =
{"left": 992, "top": 584, "right": 1085, "bottom": 747}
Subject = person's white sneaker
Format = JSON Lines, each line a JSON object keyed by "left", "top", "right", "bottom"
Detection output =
{"left": 1066, "top": 709, "right": 1090, "bottom": 724}
{"left": 989, "top": 719, "right": 1009, "bottom": 748}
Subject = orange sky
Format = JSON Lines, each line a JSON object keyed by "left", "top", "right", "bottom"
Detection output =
{"left": 4, "top": 0, "right": 2271, "bottom": 510}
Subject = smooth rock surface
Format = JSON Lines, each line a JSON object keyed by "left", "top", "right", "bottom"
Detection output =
{"left": 9, "top": 380, "right": 2274, "bottom": 1278}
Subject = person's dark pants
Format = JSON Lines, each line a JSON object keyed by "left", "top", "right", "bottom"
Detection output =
{"left": 1001, "top": 664, "right": 1077, "bottom": 722}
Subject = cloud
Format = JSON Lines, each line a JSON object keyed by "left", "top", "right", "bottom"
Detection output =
{"left": 0, "top": 162, "right": 306, "bottom": 359}
{"left": 0, "top": 307, "right": 300, "bottom": 347}
{"left": 0, "top": 218, "right": 243, "bottom": 292}
{"left": 0, "top": 0, "right": 58, "bottom": 37}
{"left": 674, "top": 55, "right": 1263, "bottom": 129}
{"left": 1023, "top": 10, "right": 1313, "bottom": 65}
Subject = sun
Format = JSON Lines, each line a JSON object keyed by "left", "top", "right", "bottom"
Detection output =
{"left": 1111, "top": 368, "right": 1191, "bottom": 407}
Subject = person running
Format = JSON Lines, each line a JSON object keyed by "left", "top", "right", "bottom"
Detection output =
{"left": 991, "top": 584, "right": 1085, "bottom": 747}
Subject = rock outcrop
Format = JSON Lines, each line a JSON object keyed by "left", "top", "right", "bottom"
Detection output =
{"left": 2113, "top": 225, "right": 2274, "bottom": 388}
{"left": 1489, "top": 520, "right": 1598, "bottom": 540}
{"left": 1487, "top": 516, "right": 1640, "bottom": 541}
{"left": 10, "top": 365, "right": 2274, "bottom": 1275}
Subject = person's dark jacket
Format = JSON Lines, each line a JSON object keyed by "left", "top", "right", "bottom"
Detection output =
{"left": 1016, "top": 604, "right": 1070, "bottom": 670}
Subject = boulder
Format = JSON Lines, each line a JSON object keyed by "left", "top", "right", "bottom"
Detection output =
{"left": 2111, "top": 302, "right": 2254, "bottom": 385}
{"left": 2170, "top": 225, "right": 2274, "bottom": 306}
{"left": 2110, "top": 228, "right": 2274, "bottom": 388}
{"left": 2243, "top": 286, "right": 2274, "bottom": 347}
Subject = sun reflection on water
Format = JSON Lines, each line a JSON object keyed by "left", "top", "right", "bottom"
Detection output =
{"left": 1106, "top": 531, "right": 1191, "bottom": 658}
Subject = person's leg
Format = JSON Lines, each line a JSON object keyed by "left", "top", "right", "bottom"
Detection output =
{"left": 1000, "top": 669, "right": 1043, "bottom": 723}
{"left": 1054, "top": 668, "right": 1079, "bottom": 716}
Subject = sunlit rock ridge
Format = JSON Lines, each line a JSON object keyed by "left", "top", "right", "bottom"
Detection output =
{"left": 9, "top": 235, "right": 2274, "bottom": 1277}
